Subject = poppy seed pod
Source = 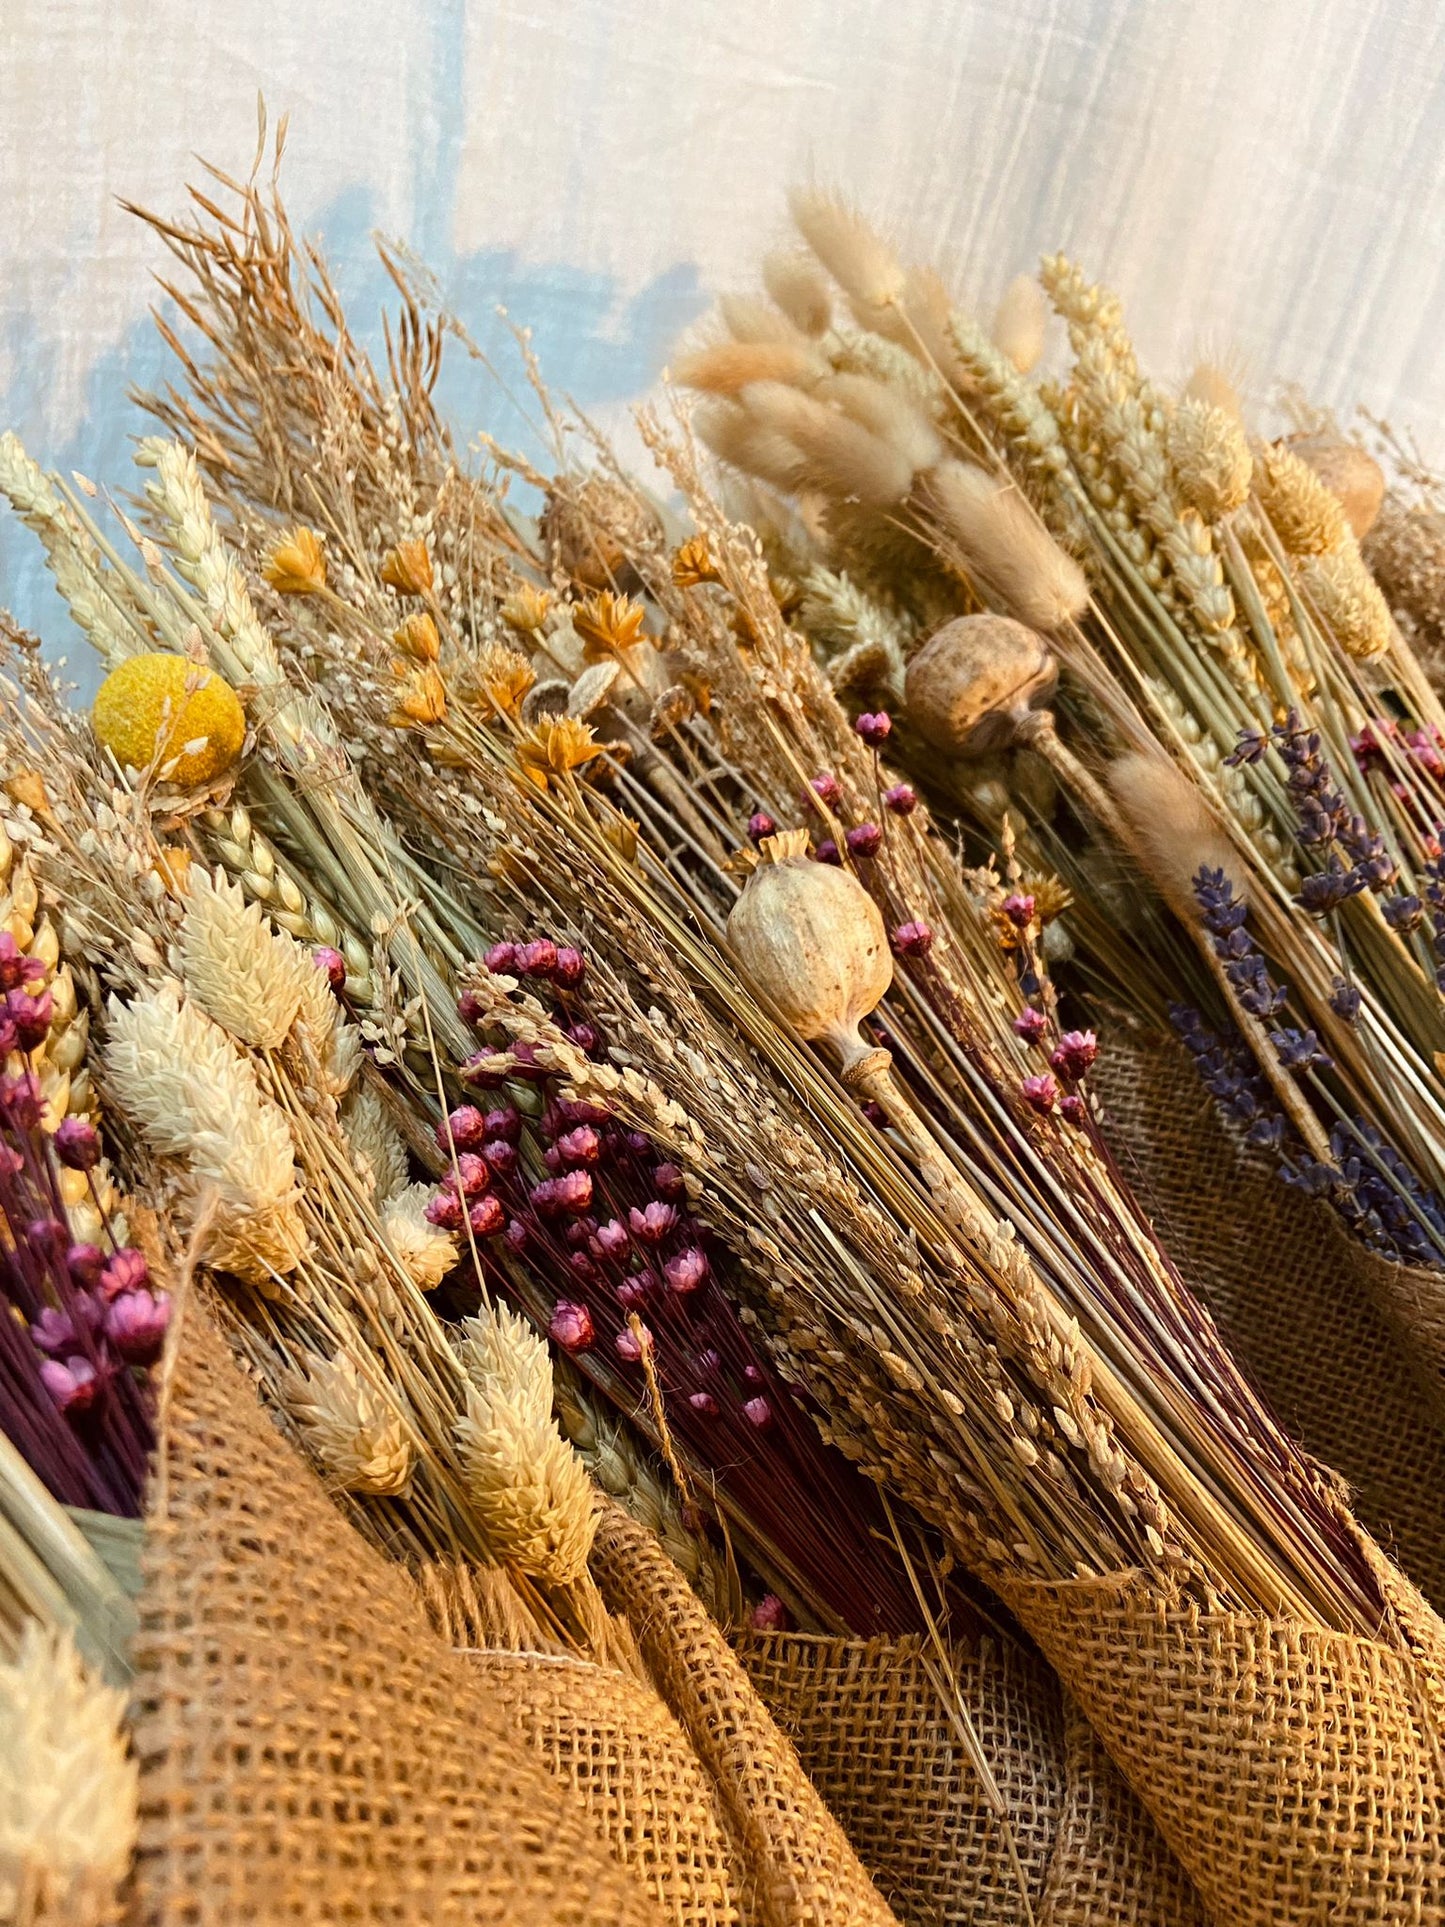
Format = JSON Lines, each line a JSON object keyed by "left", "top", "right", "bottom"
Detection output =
{"left": 727, "top": 829, "right": 892, "bottom": 1076}
{"left": 904, "top": 614, "right": 1058, "bottom": 758}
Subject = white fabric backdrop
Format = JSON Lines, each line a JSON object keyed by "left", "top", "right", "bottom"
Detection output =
{"left": 4, "top": 0, "right": 1444, "bottom": 672}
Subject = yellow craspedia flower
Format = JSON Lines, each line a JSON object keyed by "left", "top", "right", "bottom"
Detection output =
{"left": 91, "top": 653, "right": 246, "bottom": 786}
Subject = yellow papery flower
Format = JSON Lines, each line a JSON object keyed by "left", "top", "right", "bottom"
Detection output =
{"left": 515, "top": 716, "right": 609, "bottom": 788}
{"left": 671, "top": 535, "right": 720, "bottom": 589}
{"left": 264, "top": 526, "right": 327, "bottom": 596}
{"left": 572, "top": 590, "right": 647, "bottom": 663}
{"left": 499, "top": 584, "right": 554, "bottom": 634}
{"left": 392, "top": 612, "right": 440, "bottom": 663}
{"left": 461, "top": 643, "right": 536, "bottom": 721}
{"left": 380, "top": 538, "right": 434, "bottom": 596}
{"left": 388, "top": 664, "right": 447, "bottom": 728}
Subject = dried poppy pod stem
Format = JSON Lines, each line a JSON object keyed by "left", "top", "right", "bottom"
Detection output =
{"left": 904, "top": 614, "right": 1131, "bottom": 844}
{"left": 727, "top": 831, "right": 989, "bottom": 1238}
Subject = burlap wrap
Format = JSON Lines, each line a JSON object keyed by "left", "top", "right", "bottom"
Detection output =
{"left": 1097, "top": 1028, "right": 1445, "bottom": 1606}
{"left": 588, "top": 1507, "right": 902, "bottom": 1927}
{"left": 735, "top": 1629, "right": 1206, "bottom": 1926}
{"left": 1005, "top": 1566, "right": 1445, "bottom": 1926}
{"left": 127, "top": 1302, "right": 669, "bottom": 1926}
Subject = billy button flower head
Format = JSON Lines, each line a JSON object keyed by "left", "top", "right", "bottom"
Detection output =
{"left": 572, "top": 590, "right": 648, "bottom": 663}
{"left": 380, "top": 537, "right": 434, "bottom": 598}
{"left": 263, "top": 525, "right": 327, "bottom": 595}
{"left": 91, "top": 654, "right": 246, "bottom": 788}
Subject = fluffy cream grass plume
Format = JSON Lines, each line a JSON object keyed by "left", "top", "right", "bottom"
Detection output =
{"left": 1167, "top": 398, "right": 1253, "bottom": 521}
{"left": 0, "top": 1622, "right": 137, "bottom": 1927}
{"left": 760, "top": 249, "right": 833, "bottom": 337}
{"left": 717, "top": 290, "right": 810, "bottom": 345}
{"left": 282, "top": 1347, "right": 415, "bottom": 1496}
{"left": 105, "top": 982, "right": 307, "bottom": 1283}
{"left": 179, "top": 866, "right": 313, "bottom": 1048}
{"left": 789, "top": 186, "right": 907, "bottom": 322}
{"left": 815, "top": 373, "right": 943, "bottom": 475}
{"left": 1106, "top": 749, "right": 1240, "bottom": 917}
{"left": 453, "top": 1302, "right": 597, "bottom": 1585}
{"left": 737, "top": 382, "right": 915, "bottom": 507}
{"left": 382, "top": 1181, "right": 459, "bottom": 1293}
{"left": 694, "top": 398, "right": 808, "bottom": 495}
{"left": 925, "top": 459, "right": 1089, "bottom": 628}
{"left": 991, "top": 273, "right": 1050, "bottom": 375}
{"left": 342, "top": 1084, "right": 409, "bottom": 1205}
{"left": 671, "top": 339, "right": 824, "bottom": 396}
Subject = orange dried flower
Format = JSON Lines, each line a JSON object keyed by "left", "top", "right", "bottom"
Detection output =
{"left": 464, "top": 643, "right": 536, "bottom": 721}
{"left": 671, "top": 536, "right": 719, "bottom": 589}
{"left": 264, "top": 527, "right": 327, "bottom": 596}
{"left": 389, "top": 664, "right": 447, "bottom": 728}
{"left": 381, "top": 539, "right": 434, "bottom": 596}
{"left": 499, "top": 585, "right": 554, "bottom": 634}
{"left": 515, "top": 716, "right": 609, "bottom": 788}
{"left": 572, "top": 591, "right": 647, "bottom": 663}
{"left": 393, "top": 613, "right": 441, "bottom": 663}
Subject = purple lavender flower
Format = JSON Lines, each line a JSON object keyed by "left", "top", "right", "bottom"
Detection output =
{"left": 750, "top": 1593, "right": 790, "bottom": 1630}
{"left": 695, "top": 1348, "right": 722, "bottom": 1375}
{"left": 66, "top": 1244, "right": 105, "bottom": 1290}
{"left": 5, "top": 987, "right": 51, "bottom": 1051}
{"left": 552, "top": 946, "right": 587, "bottom": 989}
{"left": 616, "top": 1273, "right": 653, "bottom": 1310}
{"left": 845, "top": 822, "right": 883, "bottom": 859}
{"left": 688, "top": 1390, "right": 719, "bottom": 1417}
{"left": 1271, "top": 1027, "right": 1333, "bottom": 1072}
{"left": 0, "top": 1077, "right": 42, "bottom": 1130}
{"left": 566, "top": 1021, "right": 600, "bottom": 1054}
{"left": 854, "top": 711, "right": 892, "bottom": 746}
{"left": 652, "top": 1162, "right": 685, "bottom": 1201}
{"left": 814, "top": 838, "right": 841, "bottom": 865}
{"left": 882, "top": 782, "right": 917, "bottom": 816}
{"left": 593, "top": 1219, "right": 630, "bottom": 1262}
{"left": 482, "top": 1138, "right": 518, "bottom": 1177}
{"left": 1329, "top": 977, "right": 1363, "bottom": 1022}
{"left": 748, "top": 810, "right": 778, "bottom": 843}
{"left": 742, "top": 1395, "right": 774, "bottom": 1429}
{"left": 483, "top": 940, "right": 520, "bottom": 974}
{"left": 517, "top": 938, "right": 559, "bottom": 978}
{"left": 1059, "top": 1094, "right": 1087, "bottom": 1125}
{"left": 456, "top": 988, "right": 487, "bottom": 1025}
{"left": 1383, "top": 894, "right": 1425, "bottom": 934}
{"left": 0, "top": 932, "right": 45, "bottom": 991}
{"left": 503, "top": 1219, "right": 529, "bottom": 1253}
{"left": 1001, "top": 893, "right": 1035, "bottom": 929}
{"left": 1226, "top": 726, "right": 1268, "bottom": 767}
{"left": 1012, "top": 1007, "right": 1048, "bottom": 1044}
{"left": 809, "top": 771, "right": 841, "bottom": 807}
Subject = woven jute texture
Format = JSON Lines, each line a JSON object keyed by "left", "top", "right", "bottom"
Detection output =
{"left": 1095, "top": 1028, "right": 1445, "bottom": 1605}
{"left": 461, "top": 1647, "right": 746, "bottom": 1925}
{"left": 1006, "top": 1563, "right": 1445, "bottom": 1927}
{"left": 589, "top": 1506, "right": 901, "bottom": 1927}
{"left": 127, "top": 1303, "right": 668, "bottom": 1927}
{"left": 734, "top": 1630, "right": 1206, "bottom": 1926}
